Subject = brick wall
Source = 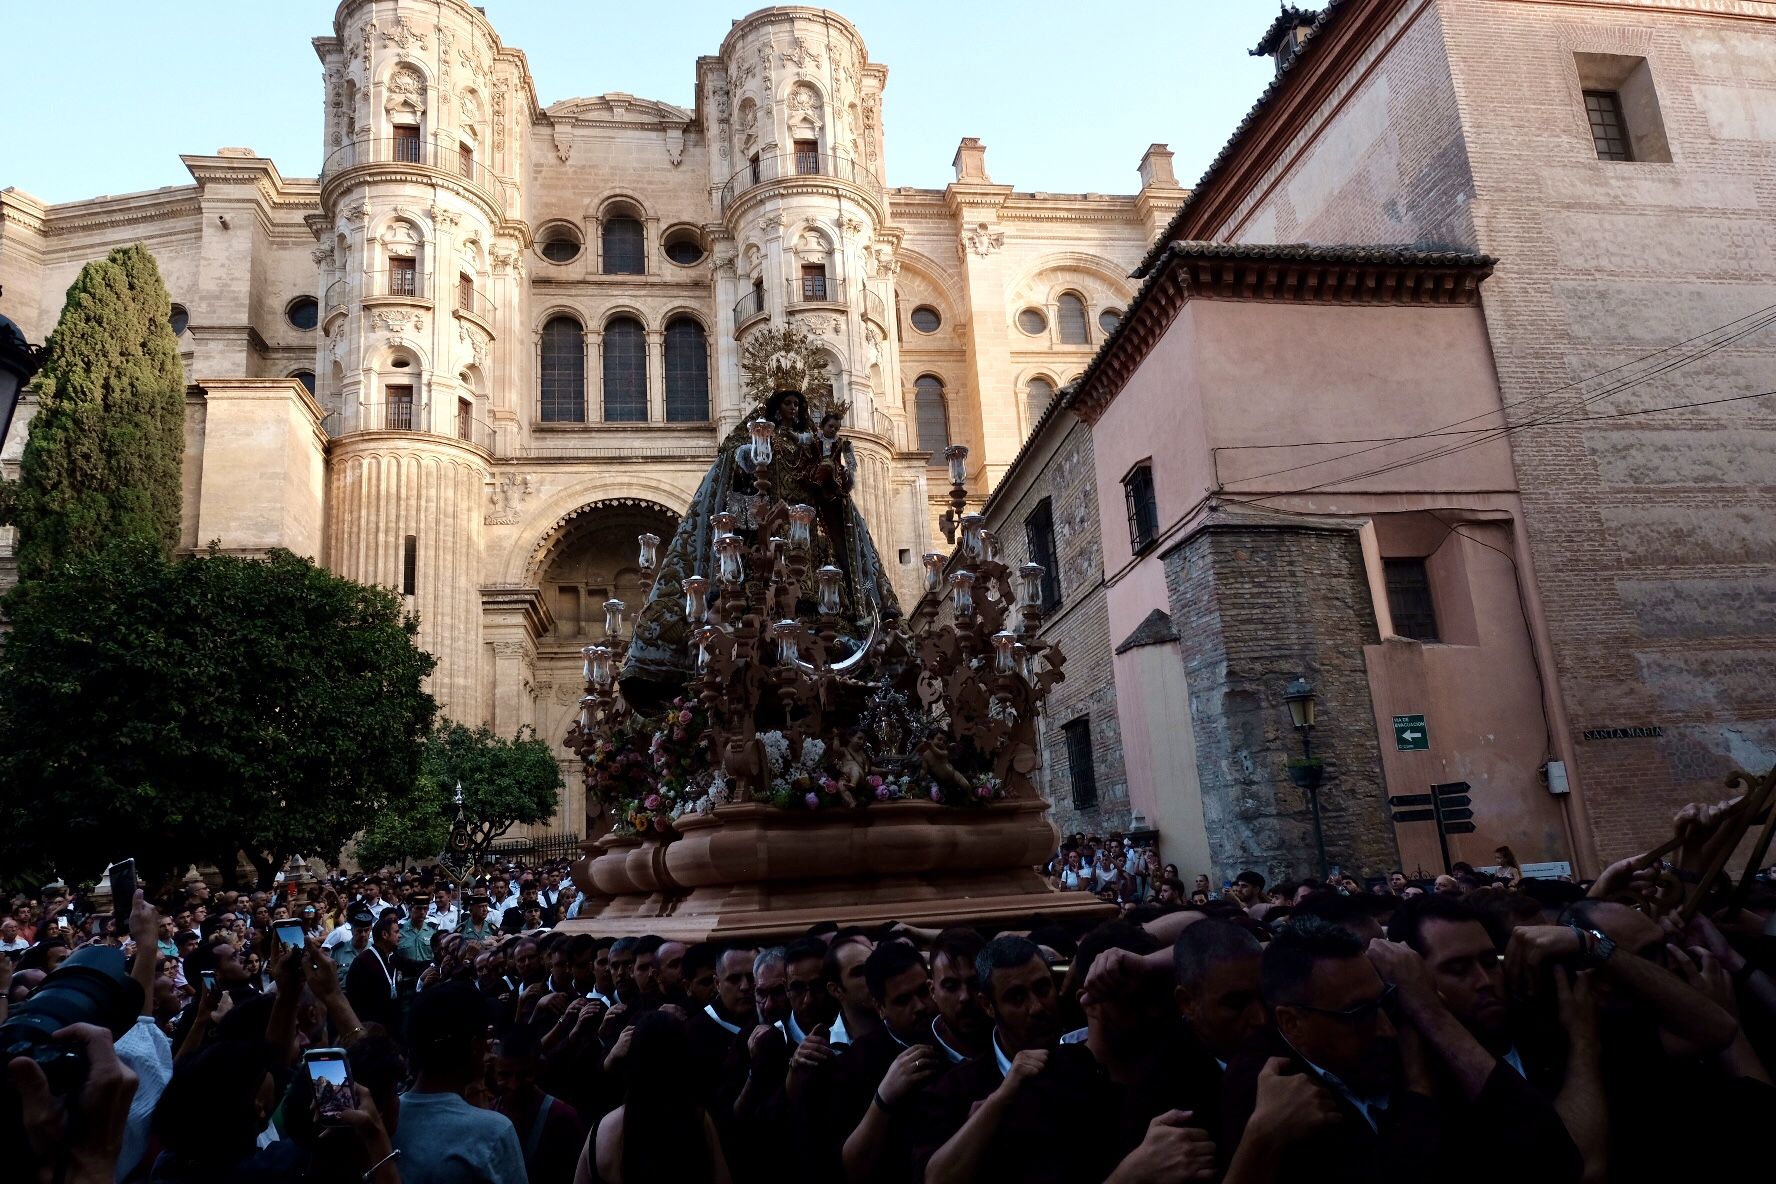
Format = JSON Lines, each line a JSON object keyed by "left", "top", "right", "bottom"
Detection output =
{"left": 984, "top": 415, "right": 1131, "bottom": 838}
{"left": 1163, "top": 520, "right": 1399, "bottom": 884}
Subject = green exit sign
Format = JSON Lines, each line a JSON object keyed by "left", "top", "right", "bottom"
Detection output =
{"left": 1394, "top": 714, "right": 1429, "bottom": 751}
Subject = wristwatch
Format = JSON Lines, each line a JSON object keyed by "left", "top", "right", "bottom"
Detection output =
{"left": 1566, "top": 920, "right": 1616, "bottom": 967}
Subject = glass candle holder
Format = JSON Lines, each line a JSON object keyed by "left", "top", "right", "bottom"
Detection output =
{"left": 716, "top": 533, "right": 745, "bottom": 585}
{"left": 637, "top": 533, "right": 660, "bottom": 570}
{"left": 949, "top": 570, "right": 976, "bottom": 617}
{"left": 944, "top": 444, "right": 969, "bottom": 488}
{"left": 579, "top": 695, "right": 597, "bottom": 730}
{"left": 748, "top": 418, "right": 775, "bottom": 466}
{"left": 695, "top": 625, "right": 719, "bottom": 672}
{"left": 816, "top": 565, "right": 843, "bottom": 615}
{"left": 774, "top": 620, "right": 802, "bottom": 665}
{"left": 1013, "top": 642, "right": 1031, "bottom": 679}
{"left": 683, "top": 575, "right": 709, "bottom": 623}
{"left": 712, "top": 512, "right": 738, "bottom": 536}
{"left": 1018, "top": 562, "right": 1045, "bottom": 609}
{"left": 581, "top": 644, "right": 599, "bottom": 685}
{"left": 787, "top": 504, "right": 816, "bottom": 549}
{"left": 768, "top": 535, "right": 788, "bottom": 560}
{"left": 588, "top": 645, "right": 614, "bottom": 692}
{"left": 922, "top": 552, "right": 947, "bottom": 592}
{"left": 603, "top": 598, "right": 626, "bottom": 640}
{"left": 992, "top": 630, "right": 1017, "bottom": 674}
{"left": 959, "top": 514, "right": 986, "bottom": 560}
{"left": 980, "top": 528, "right": 999, "bottom": 564}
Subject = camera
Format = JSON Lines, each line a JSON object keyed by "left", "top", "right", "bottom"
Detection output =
{"left": 0, "top": 946, "right": 142, "bottom": 1095}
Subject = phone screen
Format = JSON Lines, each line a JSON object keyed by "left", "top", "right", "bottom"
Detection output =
{"left": 305, "top": 1049, "right": 353, "bottom": 1120}
{"left": 201, "top": 970, "right": 217, "bottom": 991}
{"left": 273, "top": 920, "right": 306, "bottom": 950}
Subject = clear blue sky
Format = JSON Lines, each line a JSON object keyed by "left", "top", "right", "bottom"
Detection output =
{"left": 6, "top": 1, "right": 1288, "bottom": 203}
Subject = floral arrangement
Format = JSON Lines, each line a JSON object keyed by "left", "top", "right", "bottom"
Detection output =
{"left": 596, "top": 698, "right": 710, "bottom": 836}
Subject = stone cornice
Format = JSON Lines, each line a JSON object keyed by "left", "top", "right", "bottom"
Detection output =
{"left": 1069, "top": 241, "right": 1494, "bottom": 425}
{"left": 718, "top": 6, "right": 866, "bottom": 58}
{"left": 480, "top": 584, "right": 555, "bottom": 641}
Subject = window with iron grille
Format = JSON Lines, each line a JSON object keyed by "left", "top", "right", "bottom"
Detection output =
{"left": 914, "top": 375, "right": 949, "bottom": 465}
{"left": 539, "top": 316, "right": 585, "bottom": 423}
{"left": 664, "top": 317, "right": 710, "bottom": 423}
{"left": 1024, "top": 498, "right": 1063, "bottom": 613}
{"left": 457, "top": 397, "right": 473, "bottom": 441}
{"left": 458, "top": 272, "right": 474, "bottom": 311}
{"left": 1583, "top": 90, "right": 1632, "bottom": 161}
{"left": 1123, "top": 463, "right": 1157, "bottom": 552}
{"left": 602, "top": 317, "right": 648, "bottom": 421}
{"left": 402, "top": 535, "right": 417, "bottom": 596}
{"left": 1057, "top": 293, "right": 1090, "bottom": 345}
{"left": 459, "top": 143, "right": 475, "bottom": 177}
{"left": 794, "top": 139, "right": 820, "bottom": 175}
{"left": 1385, "top": 558, "right": 1440, "bottom": 641}
{"left": 393, "top": 125, "right": 421, "bottom": 163}
{"left": 386, "top": 384, "right": 414, "bottom": 431}
{"left": 1063, "top": 718, "right": 1097, "bottom": 808}
{"left": 389, "top": 256, "right": 417, "bottom": 297}
{"left": 801, "top": 264, "right": 829, "bottom": 301}
{"left": 602, "top": 215, "right": 645, "bottom": 275}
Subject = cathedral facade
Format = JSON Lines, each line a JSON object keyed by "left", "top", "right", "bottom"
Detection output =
{"left": 0, "top": 1, "right": 1186, "bottom": 839}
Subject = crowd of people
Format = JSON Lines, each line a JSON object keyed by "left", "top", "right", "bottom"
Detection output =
{"left": 4, "top": 804, "right": 1774, "bottom": 1184}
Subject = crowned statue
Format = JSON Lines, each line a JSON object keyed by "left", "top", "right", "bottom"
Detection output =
{"left": 621, "top": 362, "right": 901, "bottom": 705}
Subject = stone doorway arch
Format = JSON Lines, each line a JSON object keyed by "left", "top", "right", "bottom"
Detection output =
{"left": 529, "top": 497, "right": 682, "bottom": 640}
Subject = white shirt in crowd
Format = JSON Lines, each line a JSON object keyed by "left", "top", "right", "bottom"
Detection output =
{"left": 428, "top": 903, "right": 460, "bottom": 931}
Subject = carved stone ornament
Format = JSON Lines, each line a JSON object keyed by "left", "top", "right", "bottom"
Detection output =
{"left": 486, "top": 473, "right": 535, "bottom": 525}
{"left": 789, "top": 83, "right": 820, "bottom": 113}
{"left": 491, "top": 639, "right": 529, "bottom": 657}
{"left": 781, "top": 36, "right": 821, "bottom": 69}
{"left": 387, "top": 64, "right": 425, "bottom": 98}
{"left": 552, "top": 121, "right": 573, "bottom": 164}
{"left": 430, "top": 204, "right": 461, "bottom": 228}
{"left": 460, "top": 89, "right": 482, "bottom": 125}
{"left": 841, "top": 215, "right": 865, "bottom": 236}
{"left": 311, "top": 244, "right": 335, "bottom": 267}
{"left": 493, "top": 84, "right": 508, "bottom": 153}
{"left": 373, "top": 309, "right": 419, "bottom": 333}
{"left": 376, "top": 15, "right": 429, "bottom": 52}
{"left": 757, "top": 212, "right": 786, "bottom": 234}
{"left": 664, "top": 126, "right": 685, "bottom": 167}
{"left": 343, "top": 203, "right": 370, "bottom": 225}
{"left": 490, "top": 245, "right": 517, "bottom": 274}
{"left": 962, "top": 222, "right": 1005, "bottom": 257}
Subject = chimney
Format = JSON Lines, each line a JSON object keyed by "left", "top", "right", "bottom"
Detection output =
{"left": 1137, "top": 144, "right": 1180, "bottom": 190}
{"left": 952, "top": 137, "right": 990, "bottom": 184}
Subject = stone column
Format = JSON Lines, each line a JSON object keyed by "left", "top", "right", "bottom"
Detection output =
{"left": 646, "top": 328, "right": 666, "bottom": 422}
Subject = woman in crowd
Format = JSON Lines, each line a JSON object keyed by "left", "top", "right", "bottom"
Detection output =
{"left": 581, "top": 1010, "right": 731, "bottom": 1184}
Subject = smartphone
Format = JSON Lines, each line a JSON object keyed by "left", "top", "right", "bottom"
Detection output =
{"left": 273, "top": 920, "right": 306, "bottom": 951}
{"left": 110, "top": 858, "right": 137, "bottom": 936}
{"left": 201, "top": 970, "right": 217, "bottom": 992}
{"left": 303, "top": 1047, "right": 354, "bottom": 1121}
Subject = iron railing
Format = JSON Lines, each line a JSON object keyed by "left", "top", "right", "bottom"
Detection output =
{"left": 320, "top": 134, "right": 517, "bottom": 213}
{"left": 324, "top": 279, "right": 350, "bottom": 316}
{"left": 321, "top": 403, "right": 495, "bottom": 451}
{"left": 455, "top": 280, "right": 497, "bottom": 321}
{"left": 790, "top": 275, "right": 836, "bottom": 304}
{"left": 359, "top": 268, "right": 430, "bottom": 299}
{"left": 487, "top": 833, "right": 584, "bottom": 863}
{"left": 718, "top": 151, "right": 876, "bottom": 213}
{"left": 732, "top": 286, "right": 766, "bottom": 330}
{"left": 862, "top": 286, "right": 887, "bottom": 328}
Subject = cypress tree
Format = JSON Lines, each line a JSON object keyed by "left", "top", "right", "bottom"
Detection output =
{"left": 11, "top": 244, "right": 185, "bottom": 578}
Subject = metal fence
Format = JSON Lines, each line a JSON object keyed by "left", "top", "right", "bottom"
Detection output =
{"left": 486, "top": 833, "right": 584, "bottom": 863}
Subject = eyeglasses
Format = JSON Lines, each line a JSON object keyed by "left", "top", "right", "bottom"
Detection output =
{"left": 1290, "top": 983, "right": 1396, "bottom": 1025}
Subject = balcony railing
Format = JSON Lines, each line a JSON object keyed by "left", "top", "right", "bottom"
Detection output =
{"left": 455, "top": 281, "right": 497, "bottom": 321}
{"left": 862, "top": 286, "right": 887, "bottom": 328}
{"left": 719, "top": 151, "right": 877, "bottom": 213}
{"left": 321, "top": 403, "right": 495, "bottom": 451}
{"left": 790, "top": 275, "right": 836, "bottom": 304}
{"left": 324, "top": 278, "right": 350, "bottom": 316}
{"left": 320, "top": 134, "right": 517, "bottom": 213}
{"left": 732, "top": 287, "right": 766, "bottom": 331}
{"left": 361, "top": 269, "right": 431, "bottom": 300}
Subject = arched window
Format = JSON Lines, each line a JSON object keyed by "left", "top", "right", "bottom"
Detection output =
{"left": 914, "top": 375, "right": 949, "bottom": 465}
{"left": 603, "top": 316, "right": 648, "bottom": 421}
{"left": 539, "top": 315, "right": 586, "bottom": 422}
{"left": 602, "top": 215, "right": 645, "bottom": 275}
{"left": 1056, "top": 293, "right": 1089, "bottom": 345}
{"left": 664, "top": 317, "right": 710, "bottom": 423}
{"left": 1025, "top": 376, "right": 1055, "bottom": 431}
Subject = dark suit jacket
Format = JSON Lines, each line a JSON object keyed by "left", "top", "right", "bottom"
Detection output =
{"left": 344, "top": 948, "right": 398, "bottom": 1031}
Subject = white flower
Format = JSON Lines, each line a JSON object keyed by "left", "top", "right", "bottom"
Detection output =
{"left": 798, "top": 738, "right": 826, "bottom": 769}
{"left": 760, "top": 730, "right": 791, "bottom": 773}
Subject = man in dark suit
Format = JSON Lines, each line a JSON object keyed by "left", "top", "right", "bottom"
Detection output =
{"left": 1221, "top": 915, "right": 1580, "bottom": 1184}
{"left": 345, "top": 909, "right": 403, "bottom": 1031}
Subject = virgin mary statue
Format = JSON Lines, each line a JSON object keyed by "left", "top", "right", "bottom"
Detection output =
{"left": 621, "top": 388, "right": 903, "bottom": 705}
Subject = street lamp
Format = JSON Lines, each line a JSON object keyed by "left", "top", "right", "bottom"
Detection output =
{"left": 0, "top": 300, "right": 47, "bottom": 449}
{"left": 1282, "top": 675, "right": 1329, "bottom": 880}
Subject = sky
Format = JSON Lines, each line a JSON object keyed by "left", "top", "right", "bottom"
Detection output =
{"left": 5, "top": 0, "right": 1289, "bottom": 204}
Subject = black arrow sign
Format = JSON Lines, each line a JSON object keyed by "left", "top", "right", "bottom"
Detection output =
{"left": 1433, "top": 781, "right": 1471, "bottom": 798}
{"left": 1389, "top": 793, "right": 1434, "bottom": 808}
{"left": 1443, "top": 821, "right": 1477, "bottom": 835}
{"left": 1392, "top": 808, "right": 1436, "bottom": 823}
{"left": 1438, "top": 807, "right": 1475, "bottom": 823}
{"left": 1436, "top": 795, "right": 1472, "bottom": 811}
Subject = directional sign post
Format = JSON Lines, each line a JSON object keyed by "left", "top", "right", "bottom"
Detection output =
{"left": 1390, "top": 781, "right": 1474, "bottom": 872}
{"left": 1394, "top": 715, "right": 1429, "bottom": 751}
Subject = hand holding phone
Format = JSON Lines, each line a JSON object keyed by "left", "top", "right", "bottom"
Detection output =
{"left": 304, "top": 1047, "right": 354, "bottom": 1122}
{"left": 273, "top": 919, "right": 306, "bottom": 951}
{"left": 110, "top": 857, "right": 137, "bottom": 939}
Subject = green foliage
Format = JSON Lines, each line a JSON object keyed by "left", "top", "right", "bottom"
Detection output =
{"left": 0, "top": 541, "right": 438, "bottom": 886}
{"left": 353, "top": 723, "right": 563, "bottom": 870}
{"left": 11, "top": 244, "right": 186, "bottom": 579}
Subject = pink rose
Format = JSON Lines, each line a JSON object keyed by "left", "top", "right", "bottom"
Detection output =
{"left": 821, "top": 778, "right": 837, "bottom": 795}
{"left": 867, "top": 775, "right": 883, "bottom": 789}
{"left": 654, "top": 816, "right": 670, "bottom": 832}
{"left": 644, "top": 794, "right": 661, "bottom": 810}
{"left": 804, "top": 792, "right": 821, "bottom": 808}
{"left": 976, "top": 784, "right": 992, "bottom": 799}
{"left": 679, "top": 710, "right": 693, "bottom": 723}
